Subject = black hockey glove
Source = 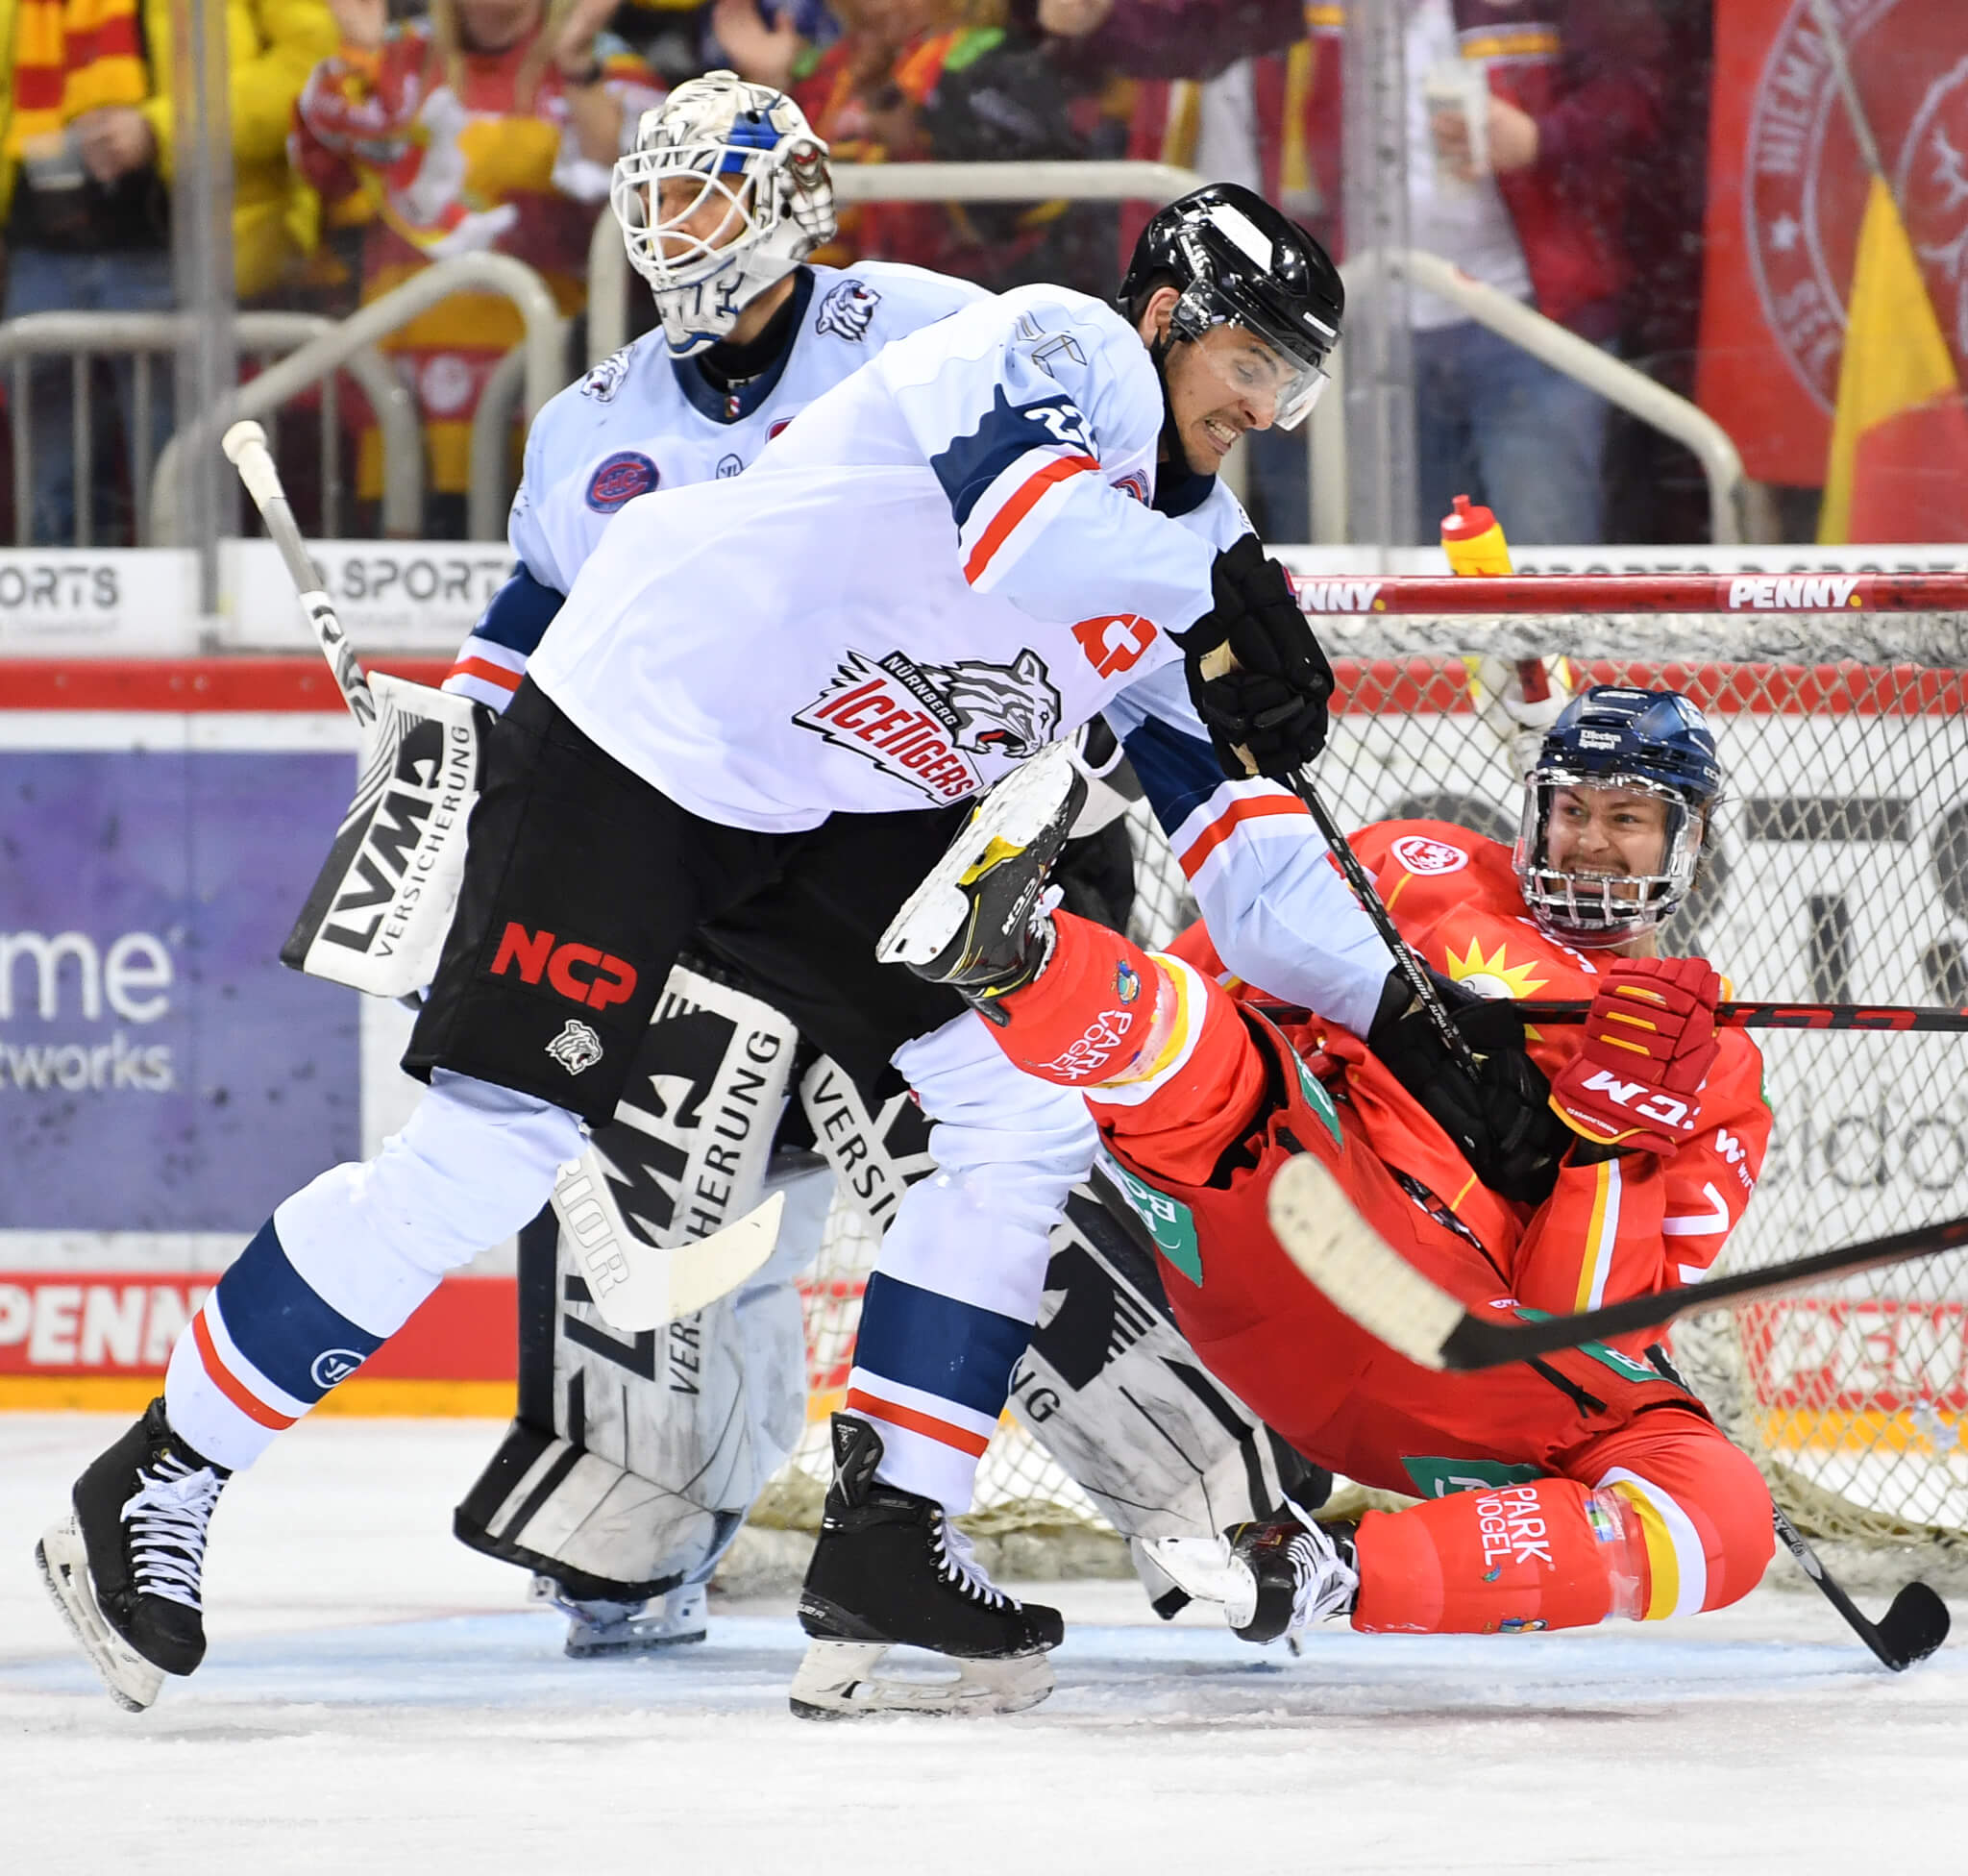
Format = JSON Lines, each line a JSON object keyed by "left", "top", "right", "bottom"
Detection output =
{"left": 1366, "top": 968, "right": 1568, "bottom": 1208}
{"left": 1171, "top": 534, "right": 1334, "bottom": 781}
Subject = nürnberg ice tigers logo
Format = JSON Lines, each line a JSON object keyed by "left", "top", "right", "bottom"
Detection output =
{"left": 922, "top": 649, "right": 1061, "bottom": 758}
{"left": 816, "top": 278, "right": 882, "bottom": 343}
{"left": 547, "top": 1019, "right": 604, "bottom": 1074}
{"left": 581, "top": 346, "right": 632, "bottom": 403}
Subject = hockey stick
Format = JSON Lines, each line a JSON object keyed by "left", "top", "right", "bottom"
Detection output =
{"left": 1772, "top": 1505, "right": 1950, "bottom": 1670}
{"left": 1518, "top": 1000, "right": 1968, "bottom": 1034}
{"left": 1196, "top": 644, "right": 1480, "bottom": 1079}
{"left": 1267, "top": 1149, "right": 1968, "bottom": 1370}
{"left": 1253, "top": 999, "right": 1968, "bottom": 1035}
{"left": 222, "top": 422, "right": 374, "bottom": 728}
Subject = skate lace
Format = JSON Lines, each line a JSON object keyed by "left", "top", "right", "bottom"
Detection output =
{"left": 932, "top": 1515, "right": 1010, "bottom": 1609}
{"left": 1282, "top": 1496, "right": 1358, "bottom": 1633}
{"left": 120, "top": 1456, "right": 222, "bottom": 1612}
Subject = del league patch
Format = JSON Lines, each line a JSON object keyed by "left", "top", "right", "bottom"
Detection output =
{"left": 1390, "top": 833, "right": 1468, "bottom": 876}
{"left": 586, "top": 451, "right": 660, "bottom": 513}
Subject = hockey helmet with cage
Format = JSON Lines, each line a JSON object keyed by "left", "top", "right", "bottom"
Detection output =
{"left": 1514, "top": 686, "right": 1723, "bottom": 949}
{"left": 611, "top": 71, "right": 836, "bottom": 358}
{"left": 1118, "top": 183, "right": 1343, "bottom": 432}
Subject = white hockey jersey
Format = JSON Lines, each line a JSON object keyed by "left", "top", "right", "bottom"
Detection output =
{"left": 529, "top": 284, "right": 1224, "bottom": 835}
{"left": 444, "top": 261, "right": 986, "bottom": 708}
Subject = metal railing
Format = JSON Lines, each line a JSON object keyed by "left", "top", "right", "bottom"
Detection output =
{"left": 584, "top": 160, "right": 1209, "bottom": 366}
{"left": 0, "top": 311, "right": 415, "bottom": 549}
{"left": 586, "top": 163, "right": 1750, "bottom": 549}
{"left": 150, "top": 251, "right": 569, "bottom": 546}
{"left": 1316, "top": 249, "right": 1750, "bottom": 548}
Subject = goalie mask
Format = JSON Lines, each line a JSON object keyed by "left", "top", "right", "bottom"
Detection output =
{"left": 1119, "top": 183, "right": 1342, "bottom": 435}
{"left": 611, "top": 71, "right": 836, "bottom": 358}
{"left": 1514, "top": 686, "right": 1722, "bottom": 948}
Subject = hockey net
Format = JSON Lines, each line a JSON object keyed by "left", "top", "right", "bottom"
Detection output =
{"left": 762, "top": 597, "right": 1968, "bottom": 1589}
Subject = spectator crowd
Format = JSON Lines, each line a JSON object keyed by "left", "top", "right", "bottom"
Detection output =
{"left": 0, "top": 1, "right": 1902, "bottom": 552}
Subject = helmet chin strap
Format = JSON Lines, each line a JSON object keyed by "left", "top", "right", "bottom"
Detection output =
{"left": 1149, "top": 332, "right": 1200, "bottom": 480}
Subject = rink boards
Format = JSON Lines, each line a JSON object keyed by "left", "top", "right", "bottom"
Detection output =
{"left": 3, "top": 654, "right": 1966, "bottom": 1450}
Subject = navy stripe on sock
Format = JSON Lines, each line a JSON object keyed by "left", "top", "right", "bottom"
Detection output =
{"left": 852, "top": 1271, "right": 1031, "bottom": 1419}
{"left": 214, "top": 1220, "right": 385, "bottom": 1403}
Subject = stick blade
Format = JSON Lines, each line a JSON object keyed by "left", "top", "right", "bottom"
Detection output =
{"left": 1878, "top": 1582, "right": 1951, "bottom": 1670}
{"left": 1265, "top": 1153, "right": 1464, "bottom": 1370}
{"left": 600, "top": 1191, "right": 786, "bottom": 1331}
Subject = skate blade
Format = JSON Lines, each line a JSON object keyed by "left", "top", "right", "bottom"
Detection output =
{"left": 877, "top": 741, "right": 1080, "bottom": 970}
{"left": 565, "top": 1623, "right": 709, "bottom": 1659}
{"left": 787, "top": 1639, "right": 1054, "bottom": 1720}
{"left": 1266, "top": 1153, "right": 1462, "bottom": 1370}
{"left": 36, "top": 1519, "right": 164, "bottom": 1714}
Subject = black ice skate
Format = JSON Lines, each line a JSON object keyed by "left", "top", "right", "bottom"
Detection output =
{"left": 529, "top": 1575, "right": 709, "bottom": 1658}
{"left": 1225, "top": 1513, "right": 1359, "bottom": 1642}
{"left": 1145, "top": 1509, "right": 1358, "bottom": 1643}
{"left": 791, "top": 1414, "right": 1064, "bottom": 1718}
{"left": 37, "top": 1397, "right": 231, "bottom": 1712}
{"left": 877, "top": 739, "right": 1087, "bottom": 1023}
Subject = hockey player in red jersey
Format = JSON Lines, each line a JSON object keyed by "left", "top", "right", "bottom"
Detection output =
{"left": 888, "top": 684, "right": 1776, "bottom": 1642}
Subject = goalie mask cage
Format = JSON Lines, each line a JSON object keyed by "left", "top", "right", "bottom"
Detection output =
{"left": 766, "top": 589, "right": 1968, "bottom": 1592}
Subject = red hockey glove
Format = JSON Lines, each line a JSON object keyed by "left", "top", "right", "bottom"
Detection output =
{"left": 1549, "top": 956, "right": 1723, "bottom": 1157}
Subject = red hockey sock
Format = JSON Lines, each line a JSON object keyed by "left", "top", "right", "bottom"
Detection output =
{"left": 1351, "top": 1478, "right": 1650, "bottom": 1635}
{"left": 996, "top": 911, "right": 1164, "bottom": 1086}
{"left": 996, "top": 912, "right": 1266, "bottom": 1183}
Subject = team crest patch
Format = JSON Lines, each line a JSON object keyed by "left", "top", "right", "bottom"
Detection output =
{"left": 793, "top": 647, "right": 1061, "bottom": 804}
{"left": 1116, "top": 962, "right": 1140, "bottom": 1003}
{"left": 547, "top": 1020, "right": 604, "bottom": 1074}
{"left": 815, "top": 278, "right": 882, "bottom": 342}
{"left": 1390, "top": 833, "right": 1468, "bottom": 876}
{"left": 585, "top": 451, "right": 659, "bottom": 513}
{"left": 580, "top": 345, "right": 633, "bottom": 403}
{"left": 1110, "top": 469, "right": 1151, "bottom": 505}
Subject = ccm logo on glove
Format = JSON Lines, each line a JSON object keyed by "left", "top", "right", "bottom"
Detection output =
{"left": 489, "top": 924, "right": 639, "bottom": 1010}
{"left": 1550, "top": 957, "right": 1723, "bottom": 1156}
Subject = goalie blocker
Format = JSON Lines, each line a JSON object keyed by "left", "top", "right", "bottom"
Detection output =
{"left": 283, "top": 674, "right": 487, "bottom": 1000}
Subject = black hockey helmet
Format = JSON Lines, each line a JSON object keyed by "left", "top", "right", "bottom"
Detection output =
{"left": 1118, "top": 183, "right": 1342, "bottom": 431}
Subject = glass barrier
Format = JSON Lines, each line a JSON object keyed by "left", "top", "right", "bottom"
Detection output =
{"left": 0, "top": 1, "right": 1961, "bottom": 558}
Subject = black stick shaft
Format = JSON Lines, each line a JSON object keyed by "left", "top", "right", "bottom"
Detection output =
{"left": 1519, "top": 1000, "right": 1968, "bottom": 1033}
{"left": 1441, "top": 1210, "right": 1968, "bottom": 1369}
{"left": 1288, "top": 768, "right": 1483, "bottom": 1081}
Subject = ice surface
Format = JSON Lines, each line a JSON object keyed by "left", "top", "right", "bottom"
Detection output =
{"left": 5, "top": 1414, "right": 1966, "bottom": 1873}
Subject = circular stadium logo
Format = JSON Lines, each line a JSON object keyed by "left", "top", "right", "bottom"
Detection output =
{"left": 1743, "top": 0, "right": 1968, "bottom": 411}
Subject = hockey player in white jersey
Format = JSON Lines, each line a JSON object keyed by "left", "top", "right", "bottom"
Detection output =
{"left": 433, "top": 72, "right": 1002, "bottom": 1658}
{"left": 40, "top": 183, "right": 1492, "bottom": 1720}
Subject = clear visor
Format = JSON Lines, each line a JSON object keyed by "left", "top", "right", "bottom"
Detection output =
{"left": 610, "top": 142, "right": 771, "bottom": 288}
{"left": 1176, "top": 284, "right": 1332, "bottom": 432}
{"left": 1513, "top": 770, "right": 1699, "bottom": 948}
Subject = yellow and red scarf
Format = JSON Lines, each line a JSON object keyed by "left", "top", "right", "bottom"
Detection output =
{"left": 9, "top": 0, "right": 148, "bottom": 159}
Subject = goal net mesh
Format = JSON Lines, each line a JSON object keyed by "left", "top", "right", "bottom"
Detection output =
{"left": 758, "top": 614, "right": 1968, "bottom": 1589}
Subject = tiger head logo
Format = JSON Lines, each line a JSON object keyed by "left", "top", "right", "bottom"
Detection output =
{"left": 815, "top": 278, "right": 882, "bottom": 343}
{"left": 922, "top": 649, "right": 1061, "bottom": 759}
{"left": 546, "top": 1020, "right": 603, "bottom": 1074}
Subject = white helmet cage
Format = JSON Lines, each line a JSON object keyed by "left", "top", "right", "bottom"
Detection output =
{"left": 1513, "top": 770, "right": 1705, "bottom": 949}
{"left": 610, "top": 71, "right": 836, "bottom": 358}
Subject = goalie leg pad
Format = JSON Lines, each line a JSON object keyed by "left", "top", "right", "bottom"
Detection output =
{"left": 1007, "top": 1185, "right": 1330, "bottom": 1589}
